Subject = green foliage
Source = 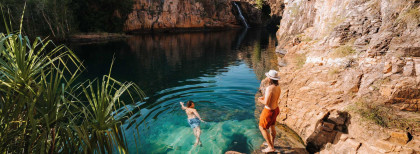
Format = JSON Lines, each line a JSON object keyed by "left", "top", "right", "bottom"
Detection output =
{"left": 256, "top": 0, "right": 264, "bottom": 9}
{"left": 0, "top": 0, "right": 133, "bottom": 38}
{"left": 0, "top": 17, "right": 144, "bottom": 153}
{"left": 0, "top": 0, "right": 74, "bottom": 39}
{"left": 71, "top": 0, "right": 134, "bottom": 33}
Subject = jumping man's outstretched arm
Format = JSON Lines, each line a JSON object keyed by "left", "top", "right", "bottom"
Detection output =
{"left": 180, "top": 102, "right": 187, "bottom": 110}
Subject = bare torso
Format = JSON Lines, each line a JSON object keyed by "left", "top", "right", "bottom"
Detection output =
{"left": 185, "top": 108, "right": 198, "bottom": 119}
{"left": 265, "top": 85, "right": 280, "bottom": 109}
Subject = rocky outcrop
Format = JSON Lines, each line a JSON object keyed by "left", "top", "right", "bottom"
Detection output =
{"left": 124, "top": 0, "right": 285, "bottom": 33}
{"left": 238, "top": 0, "right": 285, "bottom": 29}
{"left": 265, "top": 0, "right": 420, "bottom": 153}
{"left": 124, "top": 0, "right": 241, "bottom": 33}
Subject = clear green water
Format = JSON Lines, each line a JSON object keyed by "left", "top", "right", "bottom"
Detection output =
{"left": 70, "top": 29, "right": 278, "bottom": 153}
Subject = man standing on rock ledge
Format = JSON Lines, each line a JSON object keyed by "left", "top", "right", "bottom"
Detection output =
{"left": 258, "top": 70, "right": 281, "bottom": 153}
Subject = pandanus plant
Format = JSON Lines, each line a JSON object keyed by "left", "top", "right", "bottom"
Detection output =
{"left": 0, "top": 7, "right": 144, "bottom": 153}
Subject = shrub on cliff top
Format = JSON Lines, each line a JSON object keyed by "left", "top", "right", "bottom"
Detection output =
{"left": 256, "top": 0, "right": 264, "bottom": 9}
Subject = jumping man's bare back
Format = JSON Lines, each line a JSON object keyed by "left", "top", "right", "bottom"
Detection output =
{"left": 185, "top": 108, "right": 199, "bottom": 119}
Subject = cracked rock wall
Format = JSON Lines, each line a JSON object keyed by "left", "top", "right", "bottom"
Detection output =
{"left": 268, "top": 0, "right": 420, "bottom": 153}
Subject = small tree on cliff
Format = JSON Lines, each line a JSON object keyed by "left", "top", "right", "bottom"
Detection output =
{"left": 256, "top": 0, "right": 264, "bottom": 9}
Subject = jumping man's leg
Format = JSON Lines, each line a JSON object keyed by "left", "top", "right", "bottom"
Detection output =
{"left": 259, "top": 126, "right": 274, "bottom": 151}
{"left": 270, "top": 125, "right": 276, "bottom": 148}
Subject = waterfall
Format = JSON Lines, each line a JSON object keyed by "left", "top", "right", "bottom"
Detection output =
{"left": 233, "top": 2, "right": 250, "bottom": 28}
{"left": 234, "top": 29, "right": 248, "bottom": 49}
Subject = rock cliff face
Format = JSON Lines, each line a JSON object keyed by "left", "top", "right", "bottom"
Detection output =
{"left": 125, "top": 0, "right": 242, "bottom": 32}
{"left": 124, "top": 0, "right": 284, "bottom": 33}
{"left": 262, "top": 0, "right": 420, "bottom": 153}
{"left": 239, "top": 0, "right": 285, "bottom": 28}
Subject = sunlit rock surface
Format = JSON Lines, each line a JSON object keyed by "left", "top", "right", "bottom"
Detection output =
{"left": 125, "top": 0, "right": 241, "bottom": 32}
{"left": 124, "top": 0, "right": 285, "bottom": 32}
{"left": 266, "top": 0, "right": 420, "bottom": 153}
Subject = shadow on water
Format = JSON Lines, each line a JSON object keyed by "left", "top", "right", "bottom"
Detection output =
{"left": 227, "top": 133, "right": 251, "bottom": 153}
{"left": 69, "top": 28, "right": 279, "bottom": 153}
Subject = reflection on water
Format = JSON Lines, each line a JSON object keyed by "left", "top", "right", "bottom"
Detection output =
{"left": 69, "top": 29, "right": 278, "bottom": 153}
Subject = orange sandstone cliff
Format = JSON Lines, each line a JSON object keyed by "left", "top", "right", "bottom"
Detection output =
{"left": 258, "top": 0, "right": 420, "bottom": 153}
{"left": 124, "top": 0, "right": 240, "bottom": 32}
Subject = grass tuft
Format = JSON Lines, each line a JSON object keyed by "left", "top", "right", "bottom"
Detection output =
{"left": 289, "top": 3, "right": 300, "bottom": 18}
{"left": 371, "top": 77, "right": 391, "bottom": 91}
{"left": 256, "top": 0, "right": 264, "bottom": 9}
{"left": 396, "top": 7, "right": 420, "bottom": 28}
{"left": 328, "top": 67, "right": 341, "bottom": 77}
{"left": 367, "top": 0, "right": 381, "bottom": 11}
{"left": 295, "top": 54, "right": 306, "bottom": 69}
{"left": 331, "top": 45, "right": 355, "bottom": 58}
{"left": 297, "top": 33, "right": 313, "bottom": 42}
{"left": 323, "top": 16, "right": 346, "bottom": 37}
{"left": 347, "top": 100, "right": 420, "bottom": 132}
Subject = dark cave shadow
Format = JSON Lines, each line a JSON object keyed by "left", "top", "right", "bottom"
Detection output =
{"left": 305, "top": 111, "right": 352, "bottom": 154}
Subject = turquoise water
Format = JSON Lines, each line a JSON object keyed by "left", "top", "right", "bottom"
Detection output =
{"left": 125, "top": 63, "right": 263, "bottom": 153}
{"left": 70, "top": 29, "right": 278, "bottom": 153}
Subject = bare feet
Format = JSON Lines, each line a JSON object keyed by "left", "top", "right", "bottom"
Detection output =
{"left": 263, "top": 141, "right": 268, "bottom": 146}
{"left": 262, "top": 147, "right": 275, "bottom": 153}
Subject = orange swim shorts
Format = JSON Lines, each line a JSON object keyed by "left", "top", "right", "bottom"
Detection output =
{"left": 259, "top": 107, "right": 279, "bottom": 129}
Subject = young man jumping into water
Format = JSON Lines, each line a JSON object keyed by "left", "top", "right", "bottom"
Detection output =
{"left": 258, "top": 70, "right": 281, "bottom": 153}
{"left": 180, "top": 101, "right": 205, "bottom": 146}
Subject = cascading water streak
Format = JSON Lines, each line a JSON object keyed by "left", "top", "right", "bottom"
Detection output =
{"left": 233, "top": 2, "right": 250, "bottom": 28}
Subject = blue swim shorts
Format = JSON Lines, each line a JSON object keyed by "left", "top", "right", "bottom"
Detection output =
{"left": 188, "top": 118, "right": 201, "bottom": 128}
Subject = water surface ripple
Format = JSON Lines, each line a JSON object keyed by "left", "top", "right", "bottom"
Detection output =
{"left": 70, "top": 29, "right": 278, "bottom": 153}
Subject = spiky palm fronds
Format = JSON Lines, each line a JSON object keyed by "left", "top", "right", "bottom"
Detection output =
{"left": 0, "top": 9, "right": 144, "bottom": 153}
